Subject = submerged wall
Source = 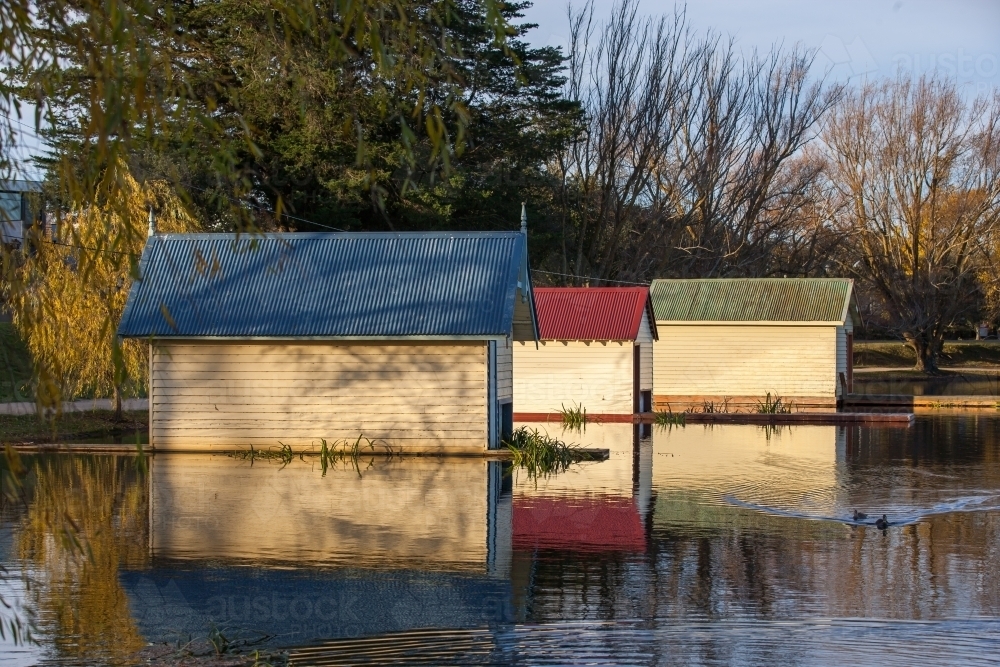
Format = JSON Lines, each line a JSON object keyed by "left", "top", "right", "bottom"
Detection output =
{"left": 149, "top": 454, "right": 510, "bottom": 573}
{"left": 125, "top": 454, "right": 515, "bottom": 645}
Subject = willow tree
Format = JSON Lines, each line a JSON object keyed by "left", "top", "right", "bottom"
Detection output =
{"left": 1, "top": 0, "right": 514, "bottom": 396}
{"left": 823, "top": 77, "right": 1000, "bottom": 371}
{"left": 15, "top": 454, "right": 148, "bottom": 663}
{"left": 8, "top": 163, "right": 199, "bottom": 416}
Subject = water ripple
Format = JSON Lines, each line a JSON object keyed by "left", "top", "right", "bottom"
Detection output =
{"left": 724, "top": 493, "right": 1000, "bottom": 527}
{"left": 289, "top": 618, "right": 1000, "bottom": 666}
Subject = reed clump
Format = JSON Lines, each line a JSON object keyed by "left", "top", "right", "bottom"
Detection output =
{"left": 229, "top": 436, "right": 395, "bottom": 477}
{"left": 701, "top": 397, "right": 731, "bottom": 413}
{"left": 654, "top": 408, "right": 686, "bottom": 426}
{"left": 319, "top": 436, "right": 395, "bottom": 477}
{"left": 505, "top": 426, "right": 594, "bottom": 476}
{"left": 559, "top": 402, "right": 587, "bottom": 430}
{"left": 755, "top": 392, "right": 793, "bottom": 414}
{"left": 231, "top": 443, "right": 297, "bottom": 466}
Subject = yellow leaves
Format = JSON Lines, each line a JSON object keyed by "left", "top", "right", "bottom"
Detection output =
{"left": 15, "top": 456, "right": 148, "bottom": 661}
{"left": 10, "top": 162, "right": 200, "bottom": 406}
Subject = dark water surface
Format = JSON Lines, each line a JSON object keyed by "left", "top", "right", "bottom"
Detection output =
{"left": 3, "top": 416, "right": 1000, "bottom": 665}
{"left": 854, "top": 371, "right": 1000, "bottom": 396}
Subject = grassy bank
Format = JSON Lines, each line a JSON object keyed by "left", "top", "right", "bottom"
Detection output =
{"left": 855, "top": 341, "right": 1000, "bottom": 368}
{"left": 0, "top": 410, "right": 148, "bottom": 444}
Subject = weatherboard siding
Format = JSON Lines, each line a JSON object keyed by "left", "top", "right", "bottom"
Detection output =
{"left": 497, "top": 338, "right": 513, "bottom": 402}
{"left": 653, "top": 324, "right": 839, "bottom": 406}
{"left": 637, "top": 314, "right": 654, "bottom": 392}
{"left": 835, "top": 317, "right": 854, "bottom": 396}
{"left": 513, "top": 340, "right": 634, "bottom": 414}
{"left": 150, "top": 341, "right": 488, "bottom": 451}
{"left": 836, "top": 326, "right": 847, "bottom": 395}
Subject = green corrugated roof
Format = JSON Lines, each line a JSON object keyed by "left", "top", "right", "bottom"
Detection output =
{"left": 649, "top": 278, "right": 853, "bottom": 323}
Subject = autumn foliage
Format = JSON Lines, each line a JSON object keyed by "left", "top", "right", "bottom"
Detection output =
{"left": 8, "top": 163, "right": 199, "bottom": 413}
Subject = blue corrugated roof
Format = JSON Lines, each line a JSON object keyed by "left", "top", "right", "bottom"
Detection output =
{"left": 118, "top": 232, "right": 530, "bottom": 338}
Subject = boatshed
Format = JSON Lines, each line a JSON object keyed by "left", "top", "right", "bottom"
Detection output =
{"left": 117, "top": 231, "right": 538, "bottom": 452}
{"left": 650, "top": 278, "right": 857, "bottom": 412}
{"left": 512, "top": 287, "right": 657, "bottom": 418}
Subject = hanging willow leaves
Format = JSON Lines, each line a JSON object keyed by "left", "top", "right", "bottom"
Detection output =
{"left": 0, "top": 0, "right": 515, "bottom": 411}
{"left": 7, "top": 161, "right": 200, "bottom": 414}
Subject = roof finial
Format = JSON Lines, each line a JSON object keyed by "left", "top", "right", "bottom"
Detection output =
{"left": 520, "top": 202, "right": 527, "bottom": 235}
{"left": 147, "top": 206, "right": 156, "bottom": 238}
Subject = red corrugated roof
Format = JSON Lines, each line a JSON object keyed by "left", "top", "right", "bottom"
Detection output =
{"left": 534, "top": 287, "right": 655, "bottom": 341}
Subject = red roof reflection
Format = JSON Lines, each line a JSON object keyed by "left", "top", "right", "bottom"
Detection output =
{"left": 513, "top": 495, "right": 646, "bottom": 552}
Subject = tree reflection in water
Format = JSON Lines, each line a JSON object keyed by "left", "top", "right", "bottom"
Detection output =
{"left": 12, "top": 454, "right": 147, "bottom": 663}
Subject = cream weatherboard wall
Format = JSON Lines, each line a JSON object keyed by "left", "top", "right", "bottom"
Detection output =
{"left": 836, "top": 317, "right": 854, "bottom": 394}
{"left": 497, "top": 337, "right": 513, "bottom": 401}
{"left": 637, "top": 315, "right": 654, "bottom": 393}
{"left": 150, "top": 340, "right": 489, "bottom": 451}
{"left": 513, "top": 340, "right": 634, "bottom": 414}
{"left": 653, "top": 324, "right": 841, "bottom": 408}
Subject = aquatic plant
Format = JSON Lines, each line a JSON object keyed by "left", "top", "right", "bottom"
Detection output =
{"left": 654, "top": 408, "right": 686, "bottom": 426}
{"left": 208, "top": 624, "right": 231, "bottom": 656}
{"left": 504, "top": 427, "right": 594, "bottom": 477}
{"left": 319, "top": 436, "right": 396, "bottom": 477}
{"left": 231, "top": 443, "right": 298, "bottom": 467}
{"left": 755, "top": 393, "right": 793, "bottom": 414}
{"left": 559, "top": 402, "right": 587, "bottom": 430}
{"left": 759, "top": 423, "right": 788, "bottom": 440}
{"left": 701, "top": 398, "right": 731, "bottom": 413}
{"left": 229, "top": 437, "right": 395, "bottom": 476}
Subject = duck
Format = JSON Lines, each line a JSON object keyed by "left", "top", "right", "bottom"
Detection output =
{"left": 875, "top": 515, "right": 889, "bottom": 530}
{"left": 853, "top": 510, "right": 868, "bottom": 521}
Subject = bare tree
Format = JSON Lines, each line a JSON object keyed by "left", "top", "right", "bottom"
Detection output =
{"left": 823, "top": 77, "right": 1000, "bottom": 371}
{"left": 553, "top": 0, "right": 693, "bottom": 283}
{"left": 551, "top": 0, "right": 841, "bottom": 284}
{"left": 647, "top": 43, "right": 842, "bottom": 279}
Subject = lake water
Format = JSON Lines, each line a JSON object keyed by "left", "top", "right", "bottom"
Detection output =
{"left": 2, "top": 417, "right": 1000, "bottom": 665}
{"left": 854, "top": 371, "right": 1000, "bottom": 396}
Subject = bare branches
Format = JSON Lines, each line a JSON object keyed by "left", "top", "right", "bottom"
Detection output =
{"left": 823, "top": 76, "right": 1000, "bottom": 370}
{"left": 551, "top": 0, "right": 841, "bottom": 284}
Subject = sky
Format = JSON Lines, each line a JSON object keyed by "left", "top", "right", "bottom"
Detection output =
{"left": 520, "top": 0, "right": 1000, "bottom": 97}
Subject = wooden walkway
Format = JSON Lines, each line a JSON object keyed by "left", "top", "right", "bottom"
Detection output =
{"left": 674, "top": 412, "right": 914, "bottom": 425}
{"left": 845, "top": 395, "right": 1000, "bottom": 410}
{"left": 517, "top": 411, "right": 915, "bottom": 425}
{"left": 514, "top": 412, "right": 635, "bottom": 423}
